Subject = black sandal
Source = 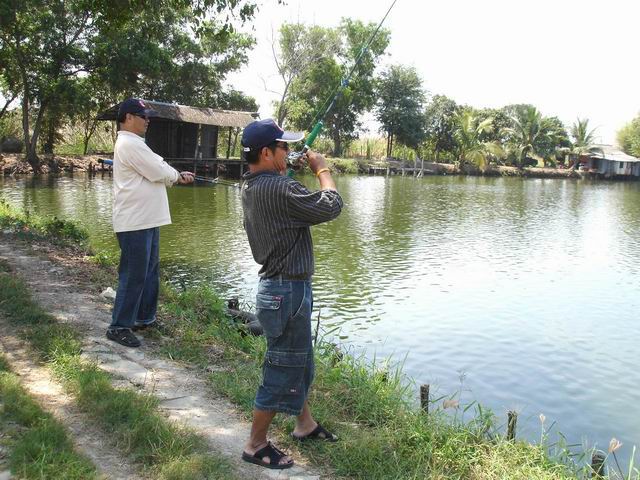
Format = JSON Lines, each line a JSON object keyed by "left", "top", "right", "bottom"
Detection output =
{"left": 292, "top": 423, "right": 338, "bottom": 442}
{"left": 241, "top": 441, "right": 294, "bottom": 470}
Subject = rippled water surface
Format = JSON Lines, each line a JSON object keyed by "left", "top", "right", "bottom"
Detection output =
{"left": 2, "top": 173, "right": 639, "bottom": 461}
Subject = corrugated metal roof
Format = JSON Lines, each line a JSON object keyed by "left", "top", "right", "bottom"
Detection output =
{"left": 591, "top": 144, "right": 640, "bottom": 163}
{"left": 97, "top": 100, "right": 258, "bottom": 128}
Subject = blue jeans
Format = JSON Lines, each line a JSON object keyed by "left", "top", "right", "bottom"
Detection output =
{"left": 254, "top": 277, "right": 314, "bottom": 415}
{"left": 110, "top": 227, "right": 160, "bottom": 330}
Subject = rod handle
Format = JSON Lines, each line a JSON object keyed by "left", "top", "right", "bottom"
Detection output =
{"left": 303, "top": 121, "right": 324, "bottom": 152}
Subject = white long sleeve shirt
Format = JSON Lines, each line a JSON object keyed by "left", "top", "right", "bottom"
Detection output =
{"left": 112, "top": 130, "right": 180, "bottom": 233}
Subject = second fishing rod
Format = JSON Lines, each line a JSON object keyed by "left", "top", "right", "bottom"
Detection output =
{"left": 286, "top": 0, "right": 398, "bottom": 168}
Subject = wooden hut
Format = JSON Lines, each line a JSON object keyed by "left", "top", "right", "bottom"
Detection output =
{"left": 577, "top": 144, "right": 640, "bottom": 178}
{"left": 97, "top": 100, "right": 257, "bottom": 177}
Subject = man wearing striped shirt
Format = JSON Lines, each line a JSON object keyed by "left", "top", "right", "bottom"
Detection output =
{"left": 240, "top": 119, "right": 343, "bottom": 470}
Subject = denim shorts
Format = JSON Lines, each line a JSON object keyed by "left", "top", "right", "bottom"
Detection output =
{"left": 254, "top": 277, "right": 314, "bottom": 415}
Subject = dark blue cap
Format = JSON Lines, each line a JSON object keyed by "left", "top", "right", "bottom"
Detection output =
{"left": 118, "top": 98, "right": 158, "bottom": 119}
{"left": 241, "top": 119, "right": 304, "bottom": 152}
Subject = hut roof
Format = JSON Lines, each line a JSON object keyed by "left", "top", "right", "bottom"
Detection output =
{"left": 590, "top": 144, "right": 640, "bottom": 163}
{"left": 97, "top": 100, "right": 258, "bottom": 128}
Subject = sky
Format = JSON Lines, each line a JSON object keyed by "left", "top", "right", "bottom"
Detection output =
{"left": 227, "top": 0, "right": 640, "bottom": 144}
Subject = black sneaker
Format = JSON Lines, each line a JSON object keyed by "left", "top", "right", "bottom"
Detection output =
{"left": 106, "top": 328, "right": 141, "bottom": 348}
{"left": 132, "top": 320, "right": 157, "bottom": 332}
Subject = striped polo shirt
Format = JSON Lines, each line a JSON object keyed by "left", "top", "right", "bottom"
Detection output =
{"left": 241, "top": 170, "right": 343, "bottom": 279}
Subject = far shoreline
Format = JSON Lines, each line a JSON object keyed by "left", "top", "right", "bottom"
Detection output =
{"left": 2, "top": 152, "right": 637, "bottom": 181}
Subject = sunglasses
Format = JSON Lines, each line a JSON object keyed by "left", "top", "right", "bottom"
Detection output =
{"left": 132, "top": 113, "right": 149, "bottom": 121}
{"left": 274, "top": 142, "right": 290, "bottom": 152}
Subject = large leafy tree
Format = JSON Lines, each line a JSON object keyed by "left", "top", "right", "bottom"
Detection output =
{"left": 375, "top": 65, "right": 427, "bottom": 158}
{"left": 272, "top": 23, "right": 339, "bottom": 126}
{"left": 0, "top": 0, "right": 257, "bottom": 171}
{"left": 423, "top": 94, "right": 459, "bottom": 162}
{"left": 617, "top": 114, "right": 640, "bottom": 158}
{"left": 284, "top": 18, "right": 390, "bottom": 156}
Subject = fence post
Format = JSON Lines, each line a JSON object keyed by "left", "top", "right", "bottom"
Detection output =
{"left": 507, "top": 411, "right": 517, "bottom": 441}
{"left": 591, "top": 451, "right": 606, "bottom": 478}
{"left": 420, "top": 384, "right": 429, "bottom": 414}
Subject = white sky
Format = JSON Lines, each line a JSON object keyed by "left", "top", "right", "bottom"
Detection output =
{"left": 227, "top": 0, "right": 640, "bottom": 144}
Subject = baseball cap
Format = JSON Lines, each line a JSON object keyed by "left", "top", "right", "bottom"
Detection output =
{"left": 241, "top": 119, "right": 304, "bottom": 153}
{"left": 118, "top": 98, "right": 158, "bottom": 119}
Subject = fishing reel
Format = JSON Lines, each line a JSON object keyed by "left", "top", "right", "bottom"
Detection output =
{"left": 286, "top": 150, "right": 305, "bottom": 170}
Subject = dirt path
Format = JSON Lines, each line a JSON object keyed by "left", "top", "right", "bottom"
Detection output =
{"left": 0, "top": 237, "right": 324, "bottom": 480}
{"left": 0, "top": 325, "right": 142, "bottom": 480}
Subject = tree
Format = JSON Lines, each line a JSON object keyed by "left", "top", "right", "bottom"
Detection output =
{"left": 423, "top": 95, "right": 459, "bottom": 162}
{"left": 536, "top": 116, "right": 571, "bottom": 167}
{"left": 284, "top": 18, "right": 390, "bottom": 156}
{"left": 0, "top": 0, "right": 257, "bottom": 171}
{"left": 452, "top": 110, "right": 504, "bottom": 170}
{"left": 565, "top": 118, "right": 601, "bottom": 170}
{"left": 617, "top": 114, "right": 640, "bottom": 158}
{"left": 375, "top": 65, "right": 427, "bottom": 158}
{"left": 474, "top": 107, "right": 511, "bottom": 145}
{"left": 504, "top": 105, "right": 569, "bottom": 168}
{"left": 271, "top": 23, "right": 339, "bottom": 126}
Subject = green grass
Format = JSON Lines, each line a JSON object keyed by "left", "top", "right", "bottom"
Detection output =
{"left": 152, "top": 284, "right": 597, "bottom": 479}
{"left": 0, "top": 198, "right": 89, "bottom": 246}
{"left": 0, "top": 355, "right": 98, "bottom": 479}
{"left": 0, "top": 260, "right": 236, "bottom": 479}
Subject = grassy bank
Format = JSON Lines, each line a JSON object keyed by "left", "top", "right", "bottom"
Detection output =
{"left": 0, "top": 355, "right": 97, "bottom": 479}
{"left": 2, "top": 201, "right": 635, "bottom": 479}
{"left": 0, "top": 198, "right": 89, "bottom": 247}
{"left": 0, "top": 260, "right": 235, "bottom": 480}
{"left": 157, "top": 286, "right": 586, "bottom": 479}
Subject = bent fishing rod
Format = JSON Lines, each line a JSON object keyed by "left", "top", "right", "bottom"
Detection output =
{"left": 193, "top": 175, "right": 240, "bottom": 188}
{"left": 287, "top": 0, "right": 398, "bottom": 167}
{"left": 98, "top": 160, "right": 238, "bottom": 187}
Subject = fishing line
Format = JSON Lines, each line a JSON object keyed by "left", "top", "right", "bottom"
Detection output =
{"left": 287, "top": 0, "right": 398, "bottom": 166}
{"left": 193, "top": 175, "right": 240, "bottom": 188}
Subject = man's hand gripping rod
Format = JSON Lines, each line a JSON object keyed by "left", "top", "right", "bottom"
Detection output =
{"left": 287, "top": 121, "right": 324, "bottom": 166}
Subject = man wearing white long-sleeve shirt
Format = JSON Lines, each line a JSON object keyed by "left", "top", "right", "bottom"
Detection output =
{"left": 107, "top": 98, "right": 194, "bottom": 348}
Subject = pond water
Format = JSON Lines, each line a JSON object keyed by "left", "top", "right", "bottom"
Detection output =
{"left": 2, "top": 172, "right": 639, "bottom": 465}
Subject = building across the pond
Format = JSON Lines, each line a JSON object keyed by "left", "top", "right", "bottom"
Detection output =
{"left": 576, "top": 144, "right": 640, "bottom": 178}
{"left": 97, "top": 100, "right": 258, "bottom": 177}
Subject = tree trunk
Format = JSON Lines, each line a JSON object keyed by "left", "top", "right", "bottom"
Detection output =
{"left": 21, "top": 95, "right": 41, "bottom": 173}
{"left": 43, "top": 121, "right": 55, "bottom": 154}
{"left": 83, "top": 116, "right": 99, "bottom": 155}
{"left": 26, "top": 103, "right": 47, "bottom": 174}
{"left": 333, "top": 134, "right": 342, "bottom": 157}
{"left": 232, "top": 128, "right": 239, "bottom": 156}
{"left": 0, "top": 94, "right": 18, "bottom": 120}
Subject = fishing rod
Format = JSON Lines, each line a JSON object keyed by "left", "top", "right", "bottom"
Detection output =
{"left": 193, "top": 175, "right": 240, "bottom": 188}
{"left": 98, "top": 161, "right": 238, "bottom": 187}
{"left": 287, "top": 0, "right": 398, "bottom": 167}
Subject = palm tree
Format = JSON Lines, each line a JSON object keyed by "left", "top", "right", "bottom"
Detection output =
{"left": 504, "top": 106, "right": 546, "bottom": 168}
{"left": 453, "top": 111, "right": 504, "bottom": 170}
{"left": 567, "top": 118, "right": 601, "bottom": 170}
